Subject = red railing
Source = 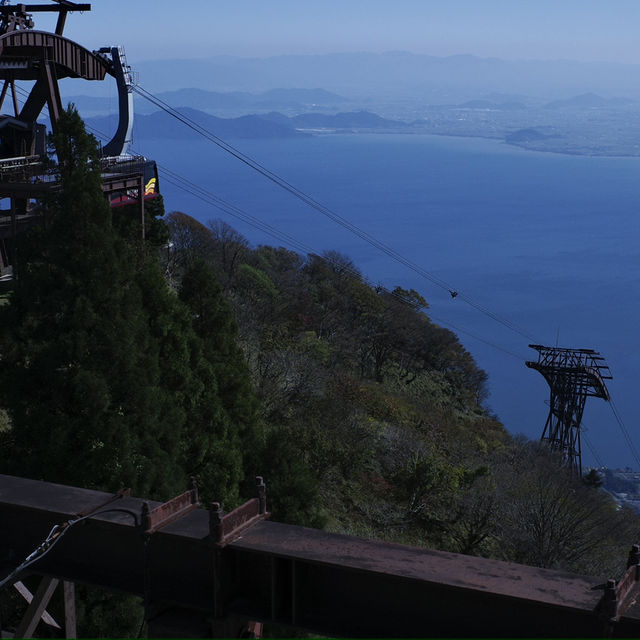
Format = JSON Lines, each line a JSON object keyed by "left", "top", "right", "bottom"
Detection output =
{"left": 141, "top": 483, "right": 199, "bottom": 534}
{"left": 210, "top": 477, "right": 269, "bottom": 544}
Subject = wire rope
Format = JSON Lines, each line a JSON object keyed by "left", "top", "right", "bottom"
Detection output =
{"left": 39, "top": 86, "right": 640, "bottom": 453}
{"left": 132, "top": 84, "right": 540, "bottom": 344}
{"left": 582, "top": 430, "right": 606, "bottom": 469}
{"left": 17, "top": 83, "right": 535, "bottom": 361}
{"left": 157, "top": 159, "right": 527, "bottom": 362}
{"left": 0, "top": 508, "right": 139, "bottom": 589}
{"left": 609, "top": 396, "right": 640, "bottom": 470}
{"left": 15, "top": 76, "right": 640, "bottom": 471}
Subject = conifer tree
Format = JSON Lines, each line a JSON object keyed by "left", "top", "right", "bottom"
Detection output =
{"left": 179, "top": 259, "right": 257, "bottom": 432}
{"left": 178, "top": 259, "right": 259, "bottom": 504}
{"left": 0, "top": 107, "right": 250, "bottom": 504}
{"left": 0, "top": 108, "right": 261, "bottom": 637}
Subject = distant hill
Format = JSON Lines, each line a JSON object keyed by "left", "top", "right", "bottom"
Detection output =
{"left": 153, "top": 87, "right": 347, "bottom": 112}
{"left": 505, "top": 127, "right": 556, "bottom": 143}
{"left": 85, "top": 108, "right": 406, "bottom": 141}
{"left": 482, "top": 92, "right": 532, "bottom": 104}
{"left": 257, "top": 87, "right": 348, "bottom": 105}
{"left": 86, "top": 108, "right": 309, "bottom": 141}
{"left": 544, "top": 92, "right": 636, "bottom": 109}
{"left": 258, "top": 110, "right": 411, "bottom": 130}
{"left": 290, "top": 110, "right": 409, "bottom": 130}
{"left": 132, "top": 52, "right": 640, "bottom": 102}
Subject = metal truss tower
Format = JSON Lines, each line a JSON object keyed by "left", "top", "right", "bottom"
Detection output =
{"left": 526, "top": 344, "right": 612, "bottom": 477}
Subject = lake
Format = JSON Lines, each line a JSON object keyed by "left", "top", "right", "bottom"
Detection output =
{"left": 133, "top": 132, "right": 640, "bottom": 469}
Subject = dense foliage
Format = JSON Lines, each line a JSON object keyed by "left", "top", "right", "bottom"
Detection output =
{"left": 166, "top": 210, "right": 640, "bottom": 580}
{"left": 0, "top": 109, "right": 257, "bottom": 505}
{"left": 0, "top": 109, "right": 637, "bottom": 637}
{"left": 0, "top": 110, "right": 258, "bottom": 636}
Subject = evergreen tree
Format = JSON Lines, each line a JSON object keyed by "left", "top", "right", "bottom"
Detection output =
{"left": 179, "top": 259, "right": 257, "bottom": 431}
{"left": 178, "top": 259, "right": 259, "bottom": 505}
{"left": 0, "top": 108, "right": 249, "bottom": 505}
{"left": 0, "top": 108, "right": 155, "bottom": 493}
{"left": 0, "top": 109, "right": 263, "bottom": 637}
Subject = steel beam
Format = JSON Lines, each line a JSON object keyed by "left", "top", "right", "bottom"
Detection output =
{"left": 1, "top": 474, "right": 640, "bottom": 637}
{"left": 62, "top": 581, "right": 76, "bottom": 639}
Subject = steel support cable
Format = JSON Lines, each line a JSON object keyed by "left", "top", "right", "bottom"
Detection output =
{"left": 580, "top": 422, "right": 605, "bottom": 467}
{"left": 157, "top": 163, "right": 527, "bottom": 362}
{"left": 9, "top": 90, "right": 541, "bottom": 365}
{"left": 609, "top": 397, "right": 640, "bottom": 470}
{"left": 21, "top": 91, "right": 636, "bottom": 470}
{"left": 132, "top": 84, "right": 540, "bottom": 343}
{"left": 0, "top": 508, "right": 140, "bottom": 590}
{"left": 88, "top": 119, "right": 387, "bottom": 291}
{"left": 133, "top": 87, "right": 512, "bottom": 310}
{"left": 35, "top": 94, "right": 529, "bottom": 363}
{"left": 426, "top": 313, "right": 526, "bottom": 361}
{"left": 159, "top": 168, "right": 310, "bottom": 249}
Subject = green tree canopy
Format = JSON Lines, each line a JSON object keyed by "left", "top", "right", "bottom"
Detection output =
{"left": 0, "top": 108, "right": 254, "bottom": 505}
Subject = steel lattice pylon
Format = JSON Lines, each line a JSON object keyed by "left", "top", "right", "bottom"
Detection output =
{"left": 526, "top": 344, "right": 612, "bottom": 477}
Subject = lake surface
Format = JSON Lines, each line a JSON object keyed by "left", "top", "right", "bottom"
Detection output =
{"left": 134, "top": 132, "right": 640, "bottom": 469}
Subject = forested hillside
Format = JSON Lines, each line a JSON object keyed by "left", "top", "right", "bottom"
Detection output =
{"left": 0, "top": 110, "right": 638, "bottom": 636}
{"left": 164, "top": 211, "right": 639, "bottom": 577}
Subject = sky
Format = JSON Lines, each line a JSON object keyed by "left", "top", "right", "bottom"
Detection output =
{"left": 40, "top": 0, "right": 640, "bottom": 66}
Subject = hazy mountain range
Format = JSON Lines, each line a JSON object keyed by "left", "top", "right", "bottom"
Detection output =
{"left": 83, "top": 91, "right": 640, "bottom": 157}
{"left": 127, "top": 51, "right": 640, "bottom": 102}
{"left": 72, "top": 49, "right": 640, "bottom": 158}
{"left": 86, "top": 109, "right": 408, "bottom": 141}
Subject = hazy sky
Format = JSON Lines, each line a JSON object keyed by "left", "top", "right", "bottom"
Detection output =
{"left": 43, "top": 1, "right": 640, "bottom": 65}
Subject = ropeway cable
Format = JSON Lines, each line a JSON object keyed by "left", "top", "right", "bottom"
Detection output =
{"left": 582, "top": 429, "right": 606, "bottom": 469}
{"left": 29, "top": 82, "right": 539, "bottom": 350}
{"left": 157, "top": 160, "right": 527, "bottom": 362}
{"left": 5, "top": 89, "right": 550, "bottom": 362}
{"left": 26, "top": 88, "right": 640, "bottom": 458}
{"left": 131, "top": 84, "right": 540, "bottom": 344}
{"left": 0, "top": 508, "right": 139, "bottom": 590}
{"left": 609, "top": 396, "right": 640, "bottom": 470}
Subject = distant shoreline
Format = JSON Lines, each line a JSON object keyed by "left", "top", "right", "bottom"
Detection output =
{"left": 307, "top": 128, "right": 640, "bottom": 159}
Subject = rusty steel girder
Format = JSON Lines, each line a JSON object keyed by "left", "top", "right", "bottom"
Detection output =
{"left": 3, "top": 474, "right": 640, "bottom": 637}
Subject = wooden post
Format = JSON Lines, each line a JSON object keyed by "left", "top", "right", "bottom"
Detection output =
{"left": 63, "top": 582, "right": 77, "bottom": 639}
{"left": 14, "top": 577, "right": 59, "bottom": 638}
{"left": 12, "top": 581, "right": 60, "bottom": 630}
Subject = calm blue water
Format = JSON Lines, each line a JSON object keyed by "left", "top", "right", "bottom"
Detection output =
{"left": 135, "top": 133, "right": 640, "bottom": 469}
